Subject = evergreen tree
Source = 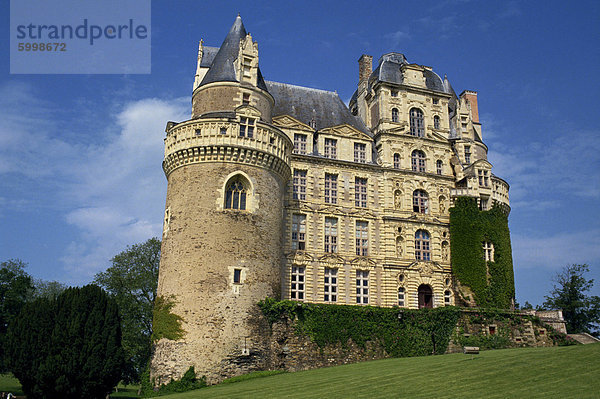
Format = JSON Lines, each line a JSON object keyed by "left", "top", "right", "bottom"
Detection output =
{"left": 6, "top": 285, "right": 126, "bottom": 398}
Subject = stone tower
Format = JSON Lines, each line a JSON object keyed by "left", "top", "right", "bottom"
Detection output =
{"left": 151, "top": 16, "right": 292, "bottom": 384}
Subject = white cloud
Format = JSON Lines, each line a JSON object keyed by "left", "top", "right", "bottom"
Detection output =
{"left": 513, "top": 229, "right": 600, "bottom": 270}
{"left": 0, "top": 81, "right": 189, "bottom": 283}
{"left": 488, "top": 130, "right": 600, "bottom": 203}
{"left": 385, "top": 30, "right": 411, "bottom": 46}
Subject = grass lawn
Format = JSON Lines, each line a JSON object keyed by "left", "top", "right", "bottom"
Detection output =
{"left": 162, "top": 344, "right": 600, "bottom": 399}
{"left": 0, "top": 374, "right": 24, "bottom": 395}
{"left": 1, "top": 344, "right": 598, "bottom": 398}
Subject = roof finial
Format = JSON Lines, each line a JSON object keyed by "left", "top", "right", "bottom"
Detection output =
{"left": 238, "top": 12, "right": 241, "bottom": 17}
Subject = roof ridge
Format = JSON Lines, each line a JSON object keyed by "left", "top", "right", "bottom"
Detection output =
{"left": 266, "top": 80, "right": 338, "bottom": 96}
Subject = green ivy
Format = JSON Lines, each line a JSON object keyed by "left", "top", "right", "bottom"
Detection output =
{"left": 258, "top": 298, "right": 461, "bottom": 357}
{"left": 151, "top": 295, "right": 184, "bottom": 342}
{"left": 450, "top": 197, "right": 515, "bottom": 308}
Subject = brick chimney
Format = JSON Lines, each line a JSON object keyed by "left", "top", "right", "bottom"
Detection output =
{"left": 358, "top": 54, "right": 373, "bottom": 84}
{"left": 460, "top": 90, "right": 479, "bottom": 123}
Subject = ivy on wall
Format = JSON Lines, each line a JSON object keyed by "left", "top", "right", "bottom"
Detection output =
{"left": 151, "top": 295, "right": 185, "bottom": 342}
{"left": 259, "top": 298, "right": 461, "bottom": 357}
{"left": 449, "top": 197, "right": 515, "bottom": 308}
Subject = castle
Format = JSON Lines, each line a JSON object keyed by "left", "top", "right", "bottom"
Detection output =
{"left": 151, "top": 16, "right": 514, "bottom": 384}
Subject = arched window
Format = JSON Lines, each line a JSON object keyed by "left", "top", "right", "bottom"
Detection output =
{"left": 398, "top": 287, "right": 405, "bottom": 306}
{"left": 409, "top": 108, "right": 424, "bottom": 137}
{"left": 434, "top": 115, "right": 440, "bottom": 129}
{"left": 415, "top": 230, "right": 430, "bottom": 261}
{"left": 411, "top": 150, "right": 426, "bottom": 172}
{"left": 413, "top": 190, "right": 428, "bottom": 213}
{"left": 225, "top": 177, "right": 248, "bottom": 210}
{"left": 436, "top": 159, "right": 443, "bottom": 175}
{"left": 393, "top": 153, "right": 400, "bottom": 169}
{"left": 392, "top": 108, "right": 399, "bottom": 122}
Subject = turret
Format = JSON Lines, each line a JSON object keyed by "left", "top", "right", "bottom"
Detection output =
{"left": 151, "top": 16, "right": 291, "bottom": 385}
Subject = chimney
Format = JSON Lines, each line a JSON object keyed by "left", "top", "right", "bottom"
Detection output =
{"left": 460, "top": 90, "right": 479, "bottom": 124}
{"left": 358, "top": 54, "right": 373, "bottom": 84}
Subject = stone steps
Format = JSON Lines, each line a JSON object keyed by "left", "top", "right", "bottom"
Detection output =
{"left": 567, "top": 333, "right": 600, "bottom": 344}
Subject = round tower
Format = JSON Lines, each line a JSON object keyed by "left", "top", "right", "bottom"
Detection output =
{"left": 151, "top": 16, "right": 291, "bottom": 384}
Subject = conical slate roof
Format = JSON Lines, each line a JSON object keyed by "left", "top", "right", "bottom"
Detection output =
{"left": 199, "top": 15, "right": 268, "bottom": 92}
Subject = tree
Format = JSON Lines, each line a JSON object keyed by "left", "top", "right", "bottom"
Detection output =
{"left": 0, "top": 259, "right": 34, "bottom": 371}
{"left": 94, "top": 237, "right": 161, "bottom": 382}
{"left": 543, "top": 264, "right": 600, "bottom": 336}
{"left": 33, "top": 279, "right": 67, "bottom": 300}
{"left": 6, "top": 285, "right": 126, "bottom": 398}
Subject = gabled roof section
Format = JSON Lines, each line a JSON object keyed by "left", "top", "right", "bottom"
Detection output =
{"left": 199, "top": 16, "right": 268, "bottom": 92}
{"left": 266, "top": 81, "right": 371, "bottom": 136}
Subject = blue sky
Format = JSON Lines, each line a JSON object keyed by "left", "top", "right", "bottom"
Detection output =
{"left": 1, "top": 0, "right": 599, "bottom": 306}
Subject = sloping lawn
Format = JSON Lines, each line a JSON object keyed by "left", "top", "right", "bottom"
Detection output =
{"left": 163, "top": 344, "right": 599, "bottom": 399}
{"left": 1, "top": 344, "right": 598, "bottom": 398}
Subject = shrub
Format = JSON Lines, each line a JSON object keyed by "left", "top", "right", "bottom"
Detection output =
{"left": 5, "top": 285, "right": 125, "bottom": 399}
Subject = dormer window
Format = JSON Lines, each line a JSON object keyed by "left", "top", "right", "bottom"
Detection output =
{"left": 478, "top": 170, "right": 489, "bottom": 187}
{"left": 434, "top": 115, "right": 440, "bottom": 129}
{"left": 392, "top": 108, "right": 399, "bottom": 123}
{"left": 239, "top": 117, "right": 255, "bottom": 138}
{"left": 243, "top": 57, "right": 252, "bottom": 78}
{"left": 324, "top": 138, "right": 337, "bottom": 159}
{"left": 464, "top": 146, "right": 471, "bottom": 164}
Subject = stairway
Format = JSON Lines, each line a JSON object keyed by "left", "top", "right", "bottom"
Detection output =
{"left": 567, "top": 333, "right": 600, "bottom": 344}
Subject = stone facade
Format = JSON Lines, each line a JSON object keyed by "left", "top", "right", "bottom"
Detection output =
{"left": 151, "top": 16, "right": 514, "bottom": 384}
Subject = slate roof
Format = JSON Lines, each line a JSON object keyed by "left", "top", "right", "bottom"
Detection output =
{"left": 199, "top": 15, "right": 268, "bottom": 92}
{"left": 200, "top": 46, "right": 219, "bottom": 67}
{"left": 266, "top": 81, "right": 370, "bottom": 135}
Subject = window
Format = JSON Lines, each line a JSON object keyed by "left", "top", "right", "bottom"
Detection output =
{"left": 392, "top": 108, "right": 399, "bottom": 122}
{"left": 355, "top": 221, "right": 368, "bottom": 256}
{"left": 415, "top": 230, "right": 431, "bottom": 261}
{"left": 479, "top": 197, "right": 488, "bottom": 211}
{"left": 239, "top": 117, "right": 255, "bottom": 138}
{"left": 324, "top": 138, "right": 337, "bottom": 159}
{"left": 243, "top": 57, "right": 252, "bottom": 78}
{"left": 409, "top": 108, "right": 425, "bottom": 137}
{"left": 324, "top": 268, "right": 338, "bottom": 302}
{"left": 434, "top": 115, "right": 440, "bottom": 129}
{"left": 195, "top": 128, "right": 202, "bottom": 135}
{"left": 478, "top": 170, "right": 489, "bottom": 187}
{"left": 391, "top": 90, "right": 398, "bottom": 97}
{"left": 290, "top": 266, "right": 305, "bottom": 300}
{"left": 464, "top": 145, "right": 471, "bottom": 164}
{"left": 324, "top": 217, "right": 338, "bottom": 253}
{"left": 411, "top": 150, "right": 426, "bottom": 172}
{"left": 355, "top": 177, "right": 367, "bottom": 208}
{"left": 324, "top": 174, "right": 337, "bottom": 204}
{"left": 393, "top": 153, "right": 400, "bottom": 169}
{"left": 291, "top": 214, "right": 306, "bottom": 250}
{"left": 293, "top": 169, "right": 307, "bottom": 200}
{"left": 436, "top": 160, "right": 443, "bottom": 175}
{"left": 433, "top": 98, "right": 439, "bottom": 105}
{"left": 225, "top": 178, "right": 247, "bottom": 210}
{"left": 444, "top": 290, "right": 451, "bottom": 306}
{"left": 413, "top": 190, "right": 428, "bottom": 214}
{"left": 356, "top": 270, "right": 369, "bottom": 304}
{"left": 483, "top": 241, "right": 494, "bottom": 261}
{"left": 398, "top": 287, "right": 405, "bottom": 306}
{"left": 354, "top": 143, "right": 366, "bottom": 163}
{"left": 294, "top": 133, "right": 307, "bottom": 154}
{"left": 233, "top": 269, "right": 242, "bottom": 284}
{"left": 220, "top": 127, "right": 227, "bottom": 135}
{"left": 242, "top": 93, "right": 250, "bottom": 105}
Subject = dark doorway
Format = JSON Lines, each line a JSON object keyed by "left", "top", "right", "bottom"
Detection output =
{"left": 418, "top": 284, "right": 433, "bottom": 309}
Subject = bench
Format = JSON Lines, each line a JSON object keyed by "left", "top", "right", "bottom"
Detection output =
{"left": 463, "top": 346, "right": 479, "bottom": 359}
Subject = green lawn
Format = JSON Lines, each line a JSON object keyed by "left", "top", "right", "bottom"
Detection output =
{"left": 0, "top": 373, "right": 24, "bottom": 395}
{"left": 1, "top": 344, "right": 598, "bottom": 398}
{"left": 163, "top": 344, "right": 600, "bottom": 399}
